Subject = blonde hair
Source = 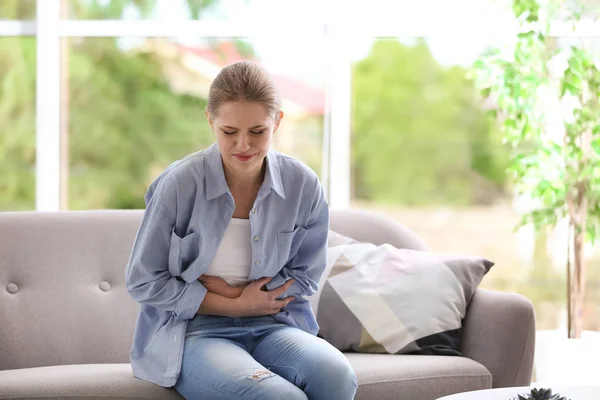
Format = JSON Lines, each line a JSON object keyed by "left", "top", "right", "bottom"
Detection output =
{"left": 206, "top": 60, "right": 281, "bottom": 121}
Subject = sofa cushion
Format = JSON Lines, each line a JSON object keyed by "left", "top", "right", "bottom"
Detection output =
{"left": 0, "top": 357, "right": 491, "bottom": 400}
{"left": 347, "top": 353, "right": 492, "bottom": 400}
{"left": 309, "top": 230, "right": 358, "bottom": 315}
{"left": 0, "top": 364, "right": 182, "bottom": 400}
{"left": 317, "top": 241, "right": 493, "bottom": 356}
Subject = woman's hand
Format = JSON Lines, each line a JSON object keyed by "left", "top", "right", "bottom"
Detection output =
{"left": 235, "top": 277, "right": 296, "bottom": 317}
{"left": 198, "top": 275, "right": 245, "bottom": 299}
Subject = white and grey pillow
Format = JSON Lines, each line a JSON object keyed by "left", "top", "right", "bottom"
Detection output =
{"left": 316, "top": 237, "right": 493, "bottom": 356}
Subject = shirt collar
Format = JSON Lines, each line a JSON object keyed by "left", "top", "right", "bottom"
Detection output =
{"left": 204, "top": 142, "right": 285, "bottom": 200}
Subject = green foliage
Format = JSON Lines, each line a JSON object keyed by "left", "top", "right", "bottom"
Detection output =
{"left": 184, "top": 0, "right": 220, "bottom": 19}
{"left": 81, "top": 0, "right": 157, "bottom": 19}
{"left": 0, "top": 0, "right": 222, "bottom": 211}
{"left": 0, "top": 37, "right": 36, "bottom": 210}
{"left": 67, "top": 38, "right": 214, "bottom": 209}
{"left": 352, "top": 39, "right": 509, "bottom": 206}
{"left": 471, "top": 0, "right": 600, "bottom": 244}
{"left": 0, "top": 0, "right": 36, "bottom": 19}
{"left": 0, "top": 34, "right": 215, "bottom": 211}
{"left": 67, "top": 0, "right": 219, "bottom": 19}
{"left": 471, "top": 0, "right": 600, "bottom": 336}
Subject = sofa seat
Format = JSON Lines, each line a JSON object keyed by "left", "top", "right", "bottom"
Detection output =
{"left": 0, "top": 355, "right": 492, "bottom": 400}
{"left": 348, "top": 353, "right": 492, "bottom": 400}
{"left": 0, "top": 364, "right": 181, "bottom": 400}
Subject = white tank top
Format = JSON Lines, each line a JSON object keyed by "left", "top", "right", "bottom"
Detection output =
{"left": 204, "top": 218, "right": 252, "bottom": 287}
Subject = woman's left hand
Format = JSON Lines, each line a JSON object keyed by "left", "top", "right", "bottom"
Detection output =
{"left": 198, "top": 275, "right": 244, "bottom": 299}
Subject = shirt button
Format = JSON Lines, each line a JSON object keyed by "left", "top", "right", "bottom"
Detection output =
{"left": 253, "top": 235, "right": 259, "bottom": 242}
{"left": 251, "top": 208, "right": 257, "bottom": 214}
{"left": 254, "top": 260, "right": 260, "bottom": 265}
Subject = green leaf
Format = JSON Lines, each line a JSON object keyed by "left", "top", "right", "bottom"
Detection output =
{"left": 486, "top": 109, "right": 498, "bottom": 119}
{"left": 592, "top": 137, "right": 600, "bottom": 155}
{"left": 586, "top": 228, "right": 597, "bottom": 245}
{"left": 582, "top": 163, "right": 598, "bottom": 179}
{"left": 550, "top": 141, "right": 563, "bottom": 153}
{"left": 567, "top": 55, "right": 584, "bottom": 79}
{"left": 472, "top": 60, "right": 487, "bottom": 71}
{"left": 514, "top": 214, "right": 533, "bottom": 233}
{"left": 186, "top": 0, "right": 219, "bottom": 19}
{"left": 529, "top": 208, "right": 559, "bottom": 231}
{"left": 517, "top": 30, "right": 536, "bottom": 39}
{"left": 571, "top": 47, "right": 591, "bottom": 66}
{"left": 561, "top": 80, "right": 581, "bottom": 97}
{"left": 504, "top": 118, "right": 518, "bottom": 131}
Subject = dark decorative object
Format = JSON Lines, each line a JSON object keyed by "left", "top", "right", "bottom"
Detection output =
{"left": 511, "top": 388, "right": 570, "bottom": 400}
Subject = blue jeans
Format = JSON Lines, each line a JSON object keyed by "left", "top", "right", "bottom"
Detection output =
{"left": 173, "top": 314, "right": 357, "bottom": 400}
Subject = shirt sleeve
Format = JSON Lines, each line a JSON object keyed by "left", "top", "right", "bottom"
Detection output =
{"left": 265, "top": 183, "right": 329, "bottom": 298}
{"left": 125, "top": 177, "right": 207, "bottom": 322}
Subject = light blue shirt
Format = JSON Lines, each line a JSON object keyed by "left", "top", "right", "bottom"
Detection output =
{"left": 125, "top": 142, "right": 329, "bottom": 387}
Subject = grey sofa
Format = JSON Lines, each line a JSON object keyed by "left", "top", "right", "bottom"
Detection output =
{"left": 0, "top": 209, "right": 535, "bottom": 400}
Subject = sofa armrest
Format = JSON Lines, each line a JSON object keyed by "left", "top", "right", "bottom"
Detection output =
{"left": 460, "top": 289, "right": 536, "bottom": 388}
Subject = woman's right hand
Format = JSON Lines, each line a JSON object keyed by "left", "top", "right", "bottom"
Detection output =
{"left": 236, "top": 277, "right": 295, "bottom": 317}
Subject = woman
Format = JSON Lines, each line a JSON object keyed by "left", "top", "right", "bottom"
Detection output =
{"left": 125, "top": 61, "right": 357, "bottom": 400}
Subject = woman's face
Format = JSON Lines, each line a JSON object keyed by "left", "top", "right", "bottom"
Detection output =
{"left": 208, "top": 101, "right": 282, "bottom": 180}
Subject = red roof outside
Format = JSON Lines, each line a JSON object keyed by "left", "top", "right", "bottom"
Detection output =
{"left": 177, "top": 42, "right": 325, "bottom": 115}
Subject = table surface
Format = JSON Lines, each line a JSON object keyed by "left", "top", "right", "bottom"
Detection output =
{"left": 437, "top": 385, "right": 600, "bottom": 399}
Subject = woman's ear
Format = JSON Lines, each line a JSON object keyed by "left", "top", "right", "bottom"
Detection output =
{"left": 273, "top": 110, "right": 284, "bottom": 134}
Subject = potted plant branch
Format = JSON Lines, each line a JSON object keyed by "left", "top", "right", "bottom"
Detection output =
{"left": 471, "top": 0, "right": 600, "bottom": 339}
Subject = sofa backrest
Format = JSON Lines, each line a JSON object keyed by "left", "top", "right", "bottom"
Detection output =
{"left": 329, "top": 208, "right": 428, "bottom": 250}
{"left": 0, "top": 209, "right": 427, "bottom": 370}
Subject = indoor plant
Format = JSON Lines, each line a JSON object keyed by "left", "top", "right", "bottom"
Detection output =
{"left": 512, "top": 387, "right": 570, "bottom": 400}
{"left": 471, "top": 0, "right": 600, "bottom": 339}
